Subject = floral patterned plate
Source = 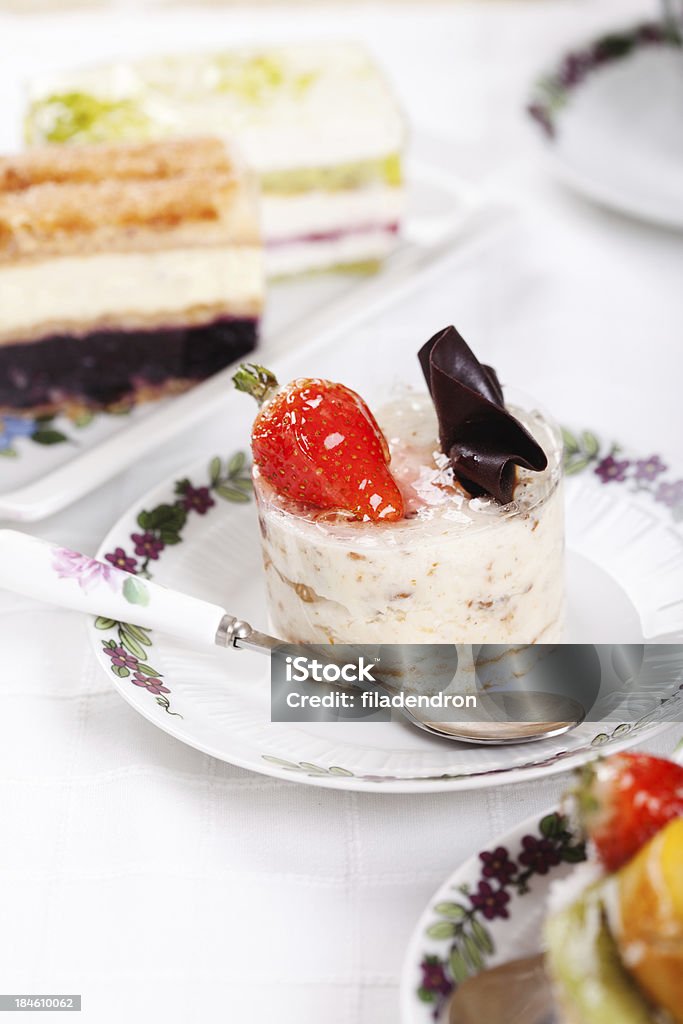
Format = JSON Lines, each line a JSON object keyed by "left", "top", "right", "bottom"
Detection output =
{"left": 399, "top": 805, "right": 584, "bottom": 1022}
{"left": 527, "top": 19, "right": 683, "bottom": 229}
{"left": 85, "top": 405, "right": 683, "bottom": 791}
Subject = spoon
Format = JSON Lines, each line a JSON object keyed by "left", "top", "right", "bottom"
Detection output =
{"left": 0, "top": 529, "right": 583, "bottom": 745}
{"left": 449, "top": 954, "right": 556, "bottom": 1024}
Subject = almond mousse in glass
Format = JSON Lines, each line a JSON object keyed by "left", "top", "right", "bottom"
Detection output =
{"left": 241, "top": 328, "right": 565, "bottom": 645}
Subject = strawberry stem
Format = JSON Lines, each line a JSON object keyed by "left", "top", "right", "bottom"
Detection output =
{"left": 233, "top": 364, "right": 279, "bottom": 406}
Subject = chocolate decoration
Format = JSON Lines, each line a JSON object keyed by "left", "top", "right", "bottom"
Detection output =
{"left": 418, "top": 326, "right": 548, "bottom": 504}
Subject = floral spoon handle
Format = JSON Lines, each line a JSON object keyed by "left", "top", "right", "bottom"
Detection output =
{"left": 0, "top": 529, "right": 279, "bottom": 653}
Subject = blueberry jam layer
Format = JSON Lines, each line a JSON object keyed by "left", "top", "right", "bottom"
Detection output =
{"left": 0, "top": 317, "right": 258, "bottom": 413}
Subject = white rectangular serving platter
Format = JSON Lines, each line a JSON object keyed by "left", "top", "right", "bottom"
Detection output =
{"left": 0, "top": 158, "right": 501, "bottom": 522}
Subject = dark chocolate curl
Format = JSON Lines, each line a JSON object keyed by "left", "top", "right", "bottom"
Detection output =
{"left": 418, "top": 326, "right": 548, "bottom": 504}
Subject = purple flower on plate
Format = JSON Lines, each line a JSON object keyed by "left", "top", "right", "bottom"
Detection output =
{"left": 104, "top": 548, "right": 138, "bottom": 574}
{"left": 654, "top": 479, "right": 683, "bottom": 509}
{"left": 468, "top": 881, "right": 511, "bottom": 920}
{"left": 595, "top": 455, "right": 630, "bottom": 484}
{"left": 637, "top": 22, "right": 666, "bottom": 44}
{"left": 131, "top": 532, "right": 165, "bottom": 560}
{"left": 558, "top": 52, "right": 590, "bottom": 88}
{"left": 53, "top": 547, "right": 117, "bottom": 592}
{"left": 518, "top": 835, "right": 561, "bottom": 875}
{"left": 634, "top": 455, "right": 668, "bottom": 483}
{"left": 103, "top": 645, "right": 139, "bottom": 671}
{"left": 527, "top": 103, "right": 554, "bottom": 138}
{"left": 132, "top": 671, "right": 170, "bottom": 696}
{"left": 419, "top": 957, "right": 452, "bottom": 996}
{"left": 479, "top": 846, "right": 517, "bottom": 885}
{"left": 0, "top": 415, "right": 36, "bottom": 450}
{"left": 181, "top": 485, "right": 215, "bottom": 515}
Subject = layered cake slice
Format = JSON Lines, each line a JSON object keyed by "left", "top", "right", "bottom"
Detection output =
{"left": 25, "top": 42, "right": 405, "bottom": 278}
{"left": 0, "top": 138, "right": 262, "bottom": 415}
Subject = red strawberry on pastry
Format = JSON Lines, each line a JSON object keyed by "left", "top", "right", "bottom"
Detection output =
{"left": 574, "top": 752, "right": 683, "bottom": 872}
{"left": 234, "top": 363, "right": 404, "bottom": 523}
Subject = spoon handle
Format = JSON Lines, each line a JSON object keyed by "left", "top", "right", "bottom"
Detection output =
{"left": 0, "top": 528, "right": 236, "bottom": 649}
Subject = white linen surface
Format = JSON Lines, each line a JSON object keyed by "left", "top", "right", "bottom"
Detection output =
{"left": 0, "top": 2, "right": 681, "bottom": 1021}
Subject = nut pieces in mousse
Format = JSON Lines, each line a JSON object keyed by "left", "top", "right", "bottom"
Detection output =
{"left": 235, "top": 326, "right": 565, "bottom": 644}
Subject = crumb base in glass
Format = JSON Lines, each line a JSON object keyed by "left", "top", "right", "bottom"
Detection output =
{"left": 255, "top": 393, "right": 565, "bottom": 645}
{"left": 0, "top": 316, "right": 257, "bottom": 415}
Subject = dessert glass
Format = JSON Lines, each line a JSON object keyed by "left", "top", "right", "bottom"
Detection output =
{"left": 254, "top": 389, "right": 565, "bottom": 645}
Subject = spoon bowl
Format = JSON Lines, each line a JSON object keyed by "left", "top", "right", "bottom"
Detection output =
{"left": 449, "top": 954, "right": 556, "bottom": 1024}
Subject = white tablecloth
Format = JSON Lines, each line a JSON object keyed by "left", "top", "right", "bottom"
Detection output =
{"left": 1, "top": 2, "right": 682, "bottom": 1021}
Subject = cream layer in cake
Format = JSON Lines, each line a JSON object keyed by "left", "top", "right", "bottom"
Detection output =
{"left": 25, "top": 43, "right": 406, "bottom": 275}
{"left": 255, "top": 393, "right": 565, "bottom": 645}
{"left": 0, "top": 247, "right": 263, "bottom": 344}
{"left": 262, "top": 187, "right": 403, "bottom": 242}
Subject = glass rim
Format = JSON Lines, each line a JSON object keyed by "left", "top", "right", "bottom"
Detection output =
{"left": 254, "top": 389, "right": 565, "bottom": 542}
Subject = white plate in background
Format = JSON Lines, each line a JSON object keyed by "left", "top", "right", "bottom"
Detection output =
{"left": 527, "top": 20, "right": 683, "bottom": 229}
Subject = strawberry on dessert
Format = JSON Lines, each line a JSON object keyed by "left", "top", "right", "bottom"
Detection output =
{"left": 573, "top": 752, "right": 683, "bottom": 872}
{"left": 233, "top": 363, "right": 404, "bottom": 522}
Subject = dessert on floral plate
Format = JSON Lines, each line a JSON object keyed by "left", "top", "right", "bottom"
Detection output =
{"left": 0, "top": 137, "right": 262, "bottom": 415}
{"left": 235, "top": 326, "right": 565, "bottom": 644}
{"left": 81, "top": 314, "right": 683, "bottom": 791}
{"left": 25, "top": 42, "right": 405, "bottom": 278}
{"left": 402, "top": 749, "right": 683, "bottom": 1022}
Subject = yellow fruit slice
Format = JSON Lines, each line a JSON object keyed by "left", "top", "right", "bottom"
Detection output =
{"left": 612, "top": 818, "right": 683, "bottom": 1024}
